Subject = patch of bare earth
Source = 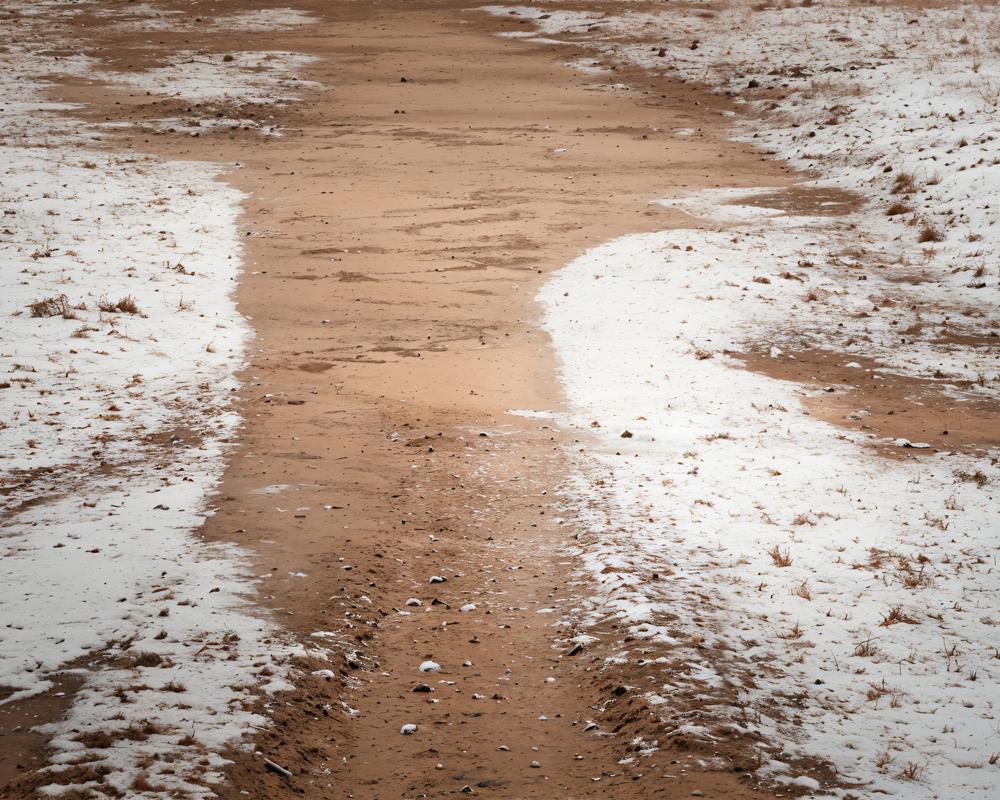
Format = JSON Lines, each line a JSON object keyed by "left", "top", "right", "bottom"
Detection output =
{"left": 740, "top": 346, "right": 1000, "bottom": 458}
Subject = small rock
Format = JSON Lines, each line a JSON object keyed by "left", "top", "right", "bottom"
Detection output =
{"left": 419, "top": 660, "right": 441, "bottom": 673}
{"left": 400, "top": 723, "right": 417, "bottom": 735}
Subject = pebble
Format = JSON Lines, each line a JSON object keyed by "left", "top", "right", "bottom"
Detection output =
{"left": 530, "top": 760, "right": 541, "bottom": 768}
{"left": 418, "top": 660, "right": 441, "bottom": 673}
{"left": 400, "top": 723, "right": 417, "bottom": 735}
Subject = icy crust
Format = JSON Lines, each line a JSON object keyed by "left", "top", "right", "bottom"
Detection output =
{"left": 541, "top": 228, "right": 1000, "bottom": 798}
{"left": 0, "top": 3, "right": 316, "bottom": 797}
{"left": 98, "top": 4, "right": 316, "bottom": 32}
{"left": 110, "top": 50, "right": 319, "bottom": 105}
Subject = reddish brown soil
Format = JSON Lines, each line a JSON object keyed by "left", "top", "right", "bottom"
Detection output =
{"left": 740, "top": 346, "right": 1000, "bottom": 458}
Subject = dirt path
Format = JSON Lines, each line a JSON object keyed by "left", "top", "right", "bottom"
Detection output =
{"left": 201, "top": 3, "right": 793, "bottom": 796}
{"left": 2, "top": 1, "right": 793, "bottom": 797}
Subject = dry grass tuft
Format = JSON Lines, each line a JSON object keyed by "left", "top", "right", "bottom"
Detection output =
{"left": 791, "top": 580, "right": 812, "bottom": 600}
{"left": 131, "top": 774, "right": 165, "bottom": 793}
{"left": 898, "top": 761, "right": 924, "bottom": 781}
{"left": 854, "top": 635, "right": 880, "bottom": 658}
{"left": 917, "top": 223, "right": 943, "bottom": 243}
{"left": 99, "top": 295, "right": 141, "bottom": 315}
{"left": 769, "top": 545, "right": 793, "bottom": 567}
{"left": 124, "top": 651, "right": 166, "bottom": 669}
{"left": 891, "top": 171, "right": 918, "bottom": 195}
{"left": 29, "top": 294, "right": 76, "bottom": 319}
{"left": 74, "top": 729, "right": 114, "bottom": 749}
{"left": 897, "top": 563, "right": 932, "bottom": 589}
{"left": 880, "top": 605, "right": 918, "bottom": 626}
{"left": 955, "top": 468, "right": 989, "bottom": 487}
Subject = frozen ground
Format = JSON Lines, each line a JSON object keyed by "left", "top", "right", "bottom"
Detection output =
{"left": 542, "top": 215, "right": 999, "bottom": 798}
{"left": 0, "top": 2, "right": 321, "bottom": 797}
{"left": 109, "top": 50, "right": 318, "bottom": 105}
{"left": 98, "top": 4, "right": 315, "bottom": 31}
{"left": 482, "top": 1, "right": 1000, "bottom": 797}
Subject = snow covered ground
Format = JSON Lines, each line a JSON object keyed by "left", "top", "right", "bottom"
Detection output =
{"left": 0, "top": 2, "right": 319, "bottom": 797}
{"left": 483, "top": 1, "right": 1000, "bottom": 797}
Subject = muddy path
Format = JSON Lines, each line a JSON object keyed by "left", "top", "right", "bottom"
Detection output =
{"left": 203, "top": 2, "right": 792, "bottom": 796}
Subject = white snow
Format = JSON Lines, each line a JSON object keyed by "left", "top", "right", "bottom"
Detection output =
{"left": 541, "top": 218, "right": 999, "bottom": 798}
{"left": 105, "top": 5, "right": 315, "bottom": 32}
{"left": 0, "top": 3, "right": 322, "bottom": 797}
{"left": 110, "top": 50, "right": 318, "bottom": 105}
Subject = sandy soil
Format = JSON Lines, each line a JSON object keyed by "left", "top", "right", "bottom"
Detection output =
{"left": 188, "top": 3, "right": 789, "bottom": 796}
{"left": 10, "top": 0, "right": 971, "bottom": 797}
